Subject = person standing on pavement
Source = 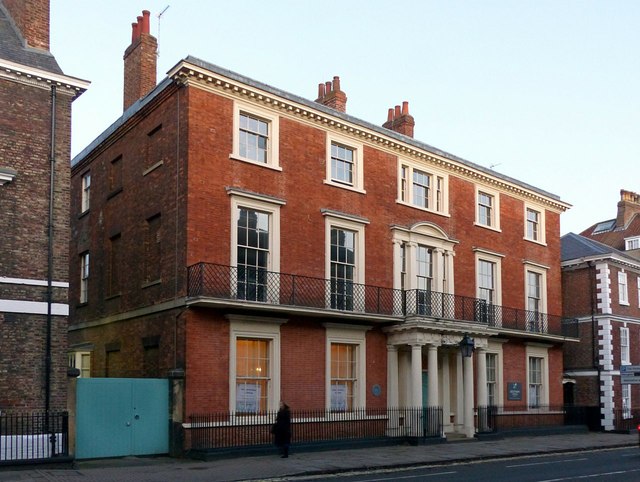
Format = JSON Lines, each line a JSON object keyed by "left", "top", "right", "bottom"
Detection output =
{"left": 272, "top": 401, "right": 291, "bottom": 458}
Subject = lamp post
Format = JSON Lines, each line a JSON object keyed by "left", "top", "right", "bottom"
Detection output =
{"left": 460, "top": 333, "right": 475, "bottom": 437}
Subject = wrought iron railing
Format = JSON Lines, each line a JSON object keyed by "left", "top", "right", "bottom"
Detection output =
{"left": 476, "top": 405, "right": 593, "bottom": 434}
{"left": 0, "top": 411, "right": 68, "bottom": 464}
{"left": 187, "top": 263, "right": 578, "bottom": 337}
{"left": 613, "top": 408, "right": 640, "bottom": 432}
{"left": 188, "top": 407, "right": 443, "bottom": 451}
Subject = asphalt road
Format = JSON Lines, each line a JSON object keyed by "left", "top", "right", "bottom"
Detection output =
{"left": 280, "top": 447, "right": 640, "bottom": 482}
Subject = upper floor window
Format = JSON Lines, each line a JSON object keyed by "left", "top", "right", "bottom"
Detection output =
{"left": 324, "top": 134, "right": 364, "bottom": 193}
{"left": 524, "top": 262, "right": 548, "bottom": 333}
{"left": 475, "top": 186, "right": 500, "bottom": 231}
{"left": 524, "top": 203, "right": 546, "bottom": 244}
{"left": 475, "top": 250, "right": 503, "bottom": 326}
{"left": 145, "top": 214, "right": 162, "bottom": 284}
{"left": 621, "top": 326, "right": 630, "bottom": 365}
{"left": 626, "top": 237, "right": 640, "bottom": 251}
{"left": 231, "top": 102, "right": 280, "bottom": 170}
{"left": 80, "top": 252, "right": 89, "bottom": 304}
{"left": 109, "top": 155, "right": 122, "bottom": 195}
{"left": 108, "top": 234, "right": 121, "bottom": 297}
{"left": 81, "top": 172, "right": 91, "bottom": 213}
{"left": 619, "top": 271, "right": 629, "bottom": 305}
{"left": 398, "top": 161, "right": 447, "bottom": 215}
{"left": 145, "top": 124, "right": 165, "bottom": 172}
{"left": 228, "top": 188, "right": 284, "bottom": 304}
{"left": 324, "top": 211, "right": 368, "bottom": 311}
{"left": 637, "top": 277, "right": 640, "bottom": 308}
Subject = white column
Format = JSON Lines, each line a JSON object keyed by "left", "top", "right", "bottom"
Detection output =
{"left": 387, "top": 345, "right": 399, "bottom": 408}
{"left": 441, "top": 352, "right": 451, "bottom": 432}
{"left": 463, "top": 353, "right": 475, "bottom": 438}
{"left": 411, "top": 344, "right": 423, "bottom": 408}
{"left": 433, "top": 248, "right": 444, "bottom": 293}
{"left": 427, "top": 344, "right": 439, "bottom": 407}
{"left": 455, "top": 351, "right": 464, "bottom": 432}
{"left": 476, "top": 348, "right": 488, "bottom": 432}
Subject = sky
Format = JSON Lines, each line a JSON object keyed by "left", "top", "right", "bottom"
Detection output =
{"left": 49, "top": 1, "right": 640, "bottom": 235}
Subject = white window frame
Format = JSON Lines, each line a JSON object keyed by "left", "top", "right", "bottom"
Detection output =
{"left": 475, "top": 186, "right": 501, "bottom": 231}
{"left": 230, "top": 101, "right": 281, "bottom": 170}
{"left": 323, "top": 211, "right": 368, "bottom": 311}
{"left": 526, "top": 344, "right": 550, "bottom": 408}
{"left": 625, "top": 237, "right": 640, "bottom": 251}
{"left": 325, "top": 323, "right": 369, "bottom": 411}
{"left": 397, "top": 159, "right": 449, "bottom": 216}
{"left": 80, "top": 252, "right": 89, "bottom": 304}
{"left": 637, "top": 276, "right": 640, "bottom": 309}
{"left": 81, "top": 171, "right": 91, "bottom": 213}
{"left": 68, "top": 351, "right": 91, "bottom": 378}
{"left": 524, "top": 202, "right": 546, "bottom": 245}
{"left": 486, "top": 340, "right": 506, "bottom": 407}
{"left": 622, "top": 384, "right": 632, "bottom": 419}
{"left": 228, "top": 189, "right": 284, "bottom": 304}
{"left": 228, "top": 315, "right": 285, "bottom": 414}
{"left": 619, "top": 270, "right": 629, "bottom": 305}
{"left": 324, "top": 132, "right": 365, "bottom": 193}
{"left": 620, "top": 326, "right": 630, "bottom": 365}
{"left": 523, "top": 262, "right": 548, "bottom": 332}
{"left": 474, "top": 249, "right": 504, "bottom": 303}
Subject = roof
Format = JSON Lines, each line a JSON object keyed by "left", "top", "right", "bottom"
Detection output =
{"left": 0, "top": 3, "right": 62, "bottom": 75}
{"left": 580, "top": 213, "right": 640, "bottom": 252}
{"left": 71, "top": 55, "right": 567, "bottom": 208}
{"left": 561, "top": 232, "right": 638, "bottom": 264}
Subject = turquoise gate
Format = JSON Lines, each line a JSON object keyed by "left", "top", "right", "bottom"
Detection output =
{"left": 76, "top": 378, "right": 169, "bottom": 459}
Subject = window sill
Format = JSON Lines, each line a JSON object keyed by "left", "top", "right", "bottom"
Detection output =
{"left": 143, "top": 160, "right": 164, "bottom": 176}
{"left": 396, "top": 199, "right": 450, "bottom": 217}
{"left": 76, "top": 302, "right": 88, "bottom": 308}
{"left": 142, "top": 279, "right": 162, "bottom": 289}
{"left": 474, "top": 222, "right": 502, "bottom": 233}
{"left": 105, "top": 293, "right": 122, "bottom": 301}
{"left": 523, "top": 237, "right": 547, "bottom": 246}
{"left": 77, "top": 209, "right": 89, "bottom": 220}
{"left": 229, "top": 154, "right": 282, "bottom": 171}
{"left": 323, "top": 179, "right": 366, "bottom": 194}
{"left": 107, "top": 187, "right": 123, "bottom": 200}
{"left": 619, "top": 301, "right": 630, "bottom": 307}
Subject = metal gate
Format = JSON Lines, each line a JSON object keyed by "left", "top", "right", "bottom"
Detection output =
{"left": 76, "top": 378, "right": 169, "bottom": 459}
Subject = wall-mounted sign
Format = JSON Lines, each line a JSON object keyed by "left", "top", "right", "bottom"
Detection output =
{"left": 620, "top": 365, "right": 640, "bottom": 384}
{"left": 507, "top": 382, "right": 522, "bottom": 401}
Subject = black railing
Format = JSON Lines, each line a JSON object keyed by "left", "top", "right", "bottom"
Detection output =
{"left": 188, "top": 407, "right": 443, "bottom": 451}
{"left": 0, "top": 411, "right": 68, "bottom": 464}
{"left": 476, "top": 405, "right": 592, "bottom": 434}
{"left": 613, "top": 408, "right": 640, "bottom": 432}
{"left": 188, "top": 263, "right": 577, "bottom": 337}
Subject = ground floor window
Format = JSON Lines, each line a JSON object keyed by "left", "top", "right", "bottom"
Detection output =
{"left": 486, "top": 353, "right": 497, "bottom": 406}
{"left": 68, "top": 351, "right": 91, "bottom": 378}
{"left": 330, "top": 343, "right": 356, "bottom": 411}
{"left": 622, "top": 384, "right": 632, "bottom": 419}
{"left": 236, "top": 338, "right": 270, "bottom": 413}
{"left": 528, "top": 356, "right": 543, "bottom": 408}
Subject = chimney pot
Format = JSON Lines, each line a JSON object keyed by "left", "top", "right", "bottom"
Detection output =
{"left": 131, "top": 22, "right": 138, "bottom": 42}
{"left": 325, "top": 81, "right": 332, "bottom": 93}
{"left": 317, "top": 83, "right": 325, "bottom": 100}
{"left": 394, "top": 105, "right": 401, "bottom": 118}
{"left": 142, "top": 10, "right": 151, "bottom": 34}
{"left": 402, "top": 101, "right": 409, "bottom": 115}
{"left": 387, "top": 108, "right": 394, "bottom": 122}
{"left": 333, "top": 76, "right": 341, "bottom": 92}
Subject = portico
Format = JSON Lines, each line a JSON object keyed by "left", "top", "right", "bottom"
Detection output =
{"left": 385, "top": 322, "right": 490, "bottom": 438}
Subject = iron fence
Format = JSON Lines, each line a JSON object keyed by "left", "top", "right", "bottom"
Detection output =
{"left": 188, "top": 263, "right": 577, "bottom": 337}
{"left": 476, "top": 405, "right": 592, "bottom": 434}
{"left": 188, "top": 407, "right": 443, "bottom": 451}
{"left": 0, "top": 411, "right": 68, "bottom": 464}
{"left": 613, "top": 408, "right": 640, "bottom": 432}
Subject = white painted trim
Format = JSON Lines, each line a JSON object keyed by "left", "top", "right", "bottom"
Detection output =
{"left": 474, "top": 185, "right": 501, "bottom": 232}
{"left": 596, "top": 262, "right": 612, "bottom": 314}
{"left": 523, "top": 202, "right": 547, "bottom": 245}
{"left": 0, "top": 59, "right": 90, "bottom": 92}
{"left": 0, "top": 276, "right": 68, "bottom": 288}
{"left": 325, "top": 132, "right": 365, "bottom": 193}
{"left": 325, "top": 324, "right": 368, "bottom": 410}
{"left": 0, "top": 299, "right": 68, "bottom": 316}
{"left": 231, "top": 100, "right": 281, "bottom": 170}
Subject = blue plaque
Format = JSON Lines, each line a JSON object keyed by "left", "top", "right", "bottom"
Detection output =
{"left": 507, "top": 382, "right": 522, "bottom": 401}
{"left": 372, "top": 384, "right": 382, "bottom": 397}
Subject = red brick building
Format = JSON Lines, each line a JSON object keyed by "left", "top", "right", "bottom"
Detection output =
{"left": 0, "top": 0, "right": 87, "bottom": 412}
{"left": 562, "top": 190, "right": 640, "bottom": 430}
{"left": 69, "top": 11, "right": 575, "bottom": 447}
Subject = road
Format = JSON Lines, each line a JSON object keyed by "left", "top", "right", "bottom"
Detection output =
{"left": 276, "top": 447, "right": 640, "bottom": 482}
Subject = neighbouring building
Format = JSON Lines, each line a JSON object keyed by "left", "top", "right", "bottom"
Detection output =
{"left": 562, "top": 190, "right": 640, "bottom": 430}
{"left": 68, "top": 10, "right": 576, "bottom": 451}
{"left": 0, "top": 0, "right": 87, "bottom": 412}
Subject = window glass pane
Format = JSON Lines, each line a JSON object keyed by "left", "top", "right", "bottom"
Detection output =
{"left": 236, "top": 338, "right": 269, "bottom": 413}
{"left": 237, "top": 208, "right": 269, "bottom": 302}
{"left": 330, "top": 343, "right": 356, "bottom": 411}
{"left": 239, "top": 113, "right": 269, "bottom": 163}
{"left": 331, "top": 142, "right": 354, "bottom": 185}
{"left": 330, "top": 228, "right": 356, "bottom": 310}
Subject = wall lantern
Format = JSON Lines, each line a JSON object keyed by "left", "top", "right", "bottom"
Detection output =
{"left": 459, "top": 333, "right": 475, "bottom": 358}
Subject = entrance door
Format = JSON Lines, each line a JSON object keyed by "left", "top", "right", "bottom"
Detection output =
{"left": 76, "top": 378, "right": 169, "bottom": 459}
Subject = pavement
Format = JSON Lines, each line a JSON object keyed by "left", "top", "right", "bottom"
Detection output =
{"left": 0, "top": 431, "right": 637, "bottom": 482}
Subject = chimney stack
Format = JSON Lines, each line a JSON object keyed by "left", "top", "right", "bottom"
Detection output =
{"left": 123, "top": 10, "right": 157, "bottom": 111}
{"left": 315, "top": 76, "right": 347, "bottom": 113}
{"left": 382, "top": 101, "right": 415, "bottom": 138}
{"left": 616, "top": 189, "right": 640, "bottom": 228}
{"left": 2, "top": 0, "right": 50, "bottom": 50}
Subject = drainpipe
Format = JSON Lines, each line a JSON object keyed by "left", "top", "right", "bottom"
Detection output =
{"left": 45, "top": 85, "right": 56, "bottom": 415}
{"left": 587, "top": 260, "right": 600, "bottom": 429}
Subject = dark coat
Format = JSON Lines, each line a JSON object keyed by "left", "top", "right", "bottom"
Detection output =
{"left": 272, "top": 406, "right": 291, "bottom": 447}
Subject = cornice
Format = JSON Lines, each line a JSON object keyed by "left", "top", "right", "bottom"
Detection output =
{"left": 169, "top": 60, "right": 570, "bottom": 213}
{"left": 0, "top": 58, "right": 89, "bottom": 97}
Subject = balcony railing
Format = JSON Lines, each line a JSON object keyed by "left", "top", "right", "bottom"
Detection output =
{"left": 187, "top": 263, "right": 577, "bottom": 338}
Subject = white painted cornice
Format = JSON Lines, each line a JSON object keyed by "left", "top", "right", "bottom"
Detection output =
{"left": 168, "top": 60, "right": 570, "bottom": 213}
{"left": 0, "top": 58, "right": 90, "bottom": 97}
